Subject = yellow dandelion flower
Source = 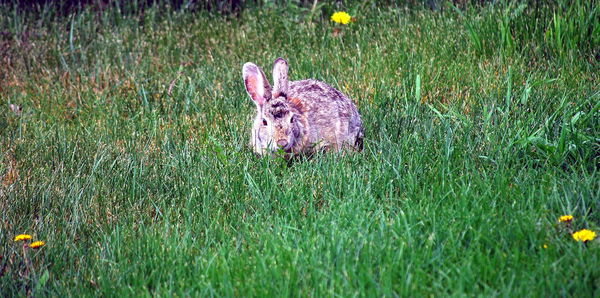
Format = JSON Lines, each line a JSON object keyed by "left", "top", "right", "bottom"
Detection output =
{"left": 572, "top": 229, "right": 596, "bottom": 242}
{"left": 29, "top": 241, "right": 45, "bottom": 249}
{"left": 559, "top": 215, "right": 573, "bottom": 222}
{"left": 14, "top": 234, "right": 32, "bottom": 241}
{"left": 331, "top": 11, "right": 352, "bottom": 25}
{"left": 543, "top": 244, "right": 548, "bottom": 249}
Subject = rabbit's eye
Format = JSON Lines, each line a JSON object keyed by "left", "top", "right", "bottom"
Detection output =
{"left": 262, "top": 119, "right": 268, "bottom": 126}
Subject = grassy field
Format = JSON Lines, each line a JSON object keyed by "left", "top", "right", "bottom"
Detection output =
{"left": 1, "top": 1, "right": 599, "bottom": 296}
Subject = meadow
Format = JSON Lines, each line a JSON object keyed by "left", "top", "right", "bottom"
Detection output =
{"left": 1, "top": 1, "right": 599, "bottom": 296}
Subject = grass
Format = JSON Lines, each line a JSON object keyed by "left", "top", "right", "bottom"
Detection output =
{"left": 1, "top": 1, "right": 599, "bottom": 296}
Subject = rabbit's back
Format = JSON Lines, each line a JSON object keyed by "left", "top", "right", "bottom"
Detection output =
{"left": 288, "top": 79, "right": 363, "bottom": 151}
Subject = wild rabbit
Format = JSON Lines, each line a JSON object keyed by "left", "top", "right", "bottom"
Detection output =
{"left": 243, "top": 57, "right": 364, "bottom": 156}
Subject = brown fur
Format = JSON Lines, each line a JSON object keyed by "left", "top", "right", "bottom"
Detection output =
{"left": 288, "top": 97, "right": 305, "bottom": 113}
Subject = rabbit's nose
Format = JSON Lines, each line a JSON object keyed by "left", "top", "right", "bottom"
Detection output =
{"left": 277, "top": 139, "right": 288, "bottom": 148}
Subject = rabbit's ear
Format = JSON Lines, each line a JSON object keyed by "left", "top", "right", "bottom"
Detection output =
{"left": 243, "top": 62, "right": 272, "bottom": 107}
{"left": 272, "top": 57, "right": 289, "bottom": 98}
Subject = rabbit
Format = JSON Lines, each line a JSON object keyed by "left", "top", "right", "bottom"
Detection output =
{"left": 242, "top": 57, "right": 364, "bottom": 156}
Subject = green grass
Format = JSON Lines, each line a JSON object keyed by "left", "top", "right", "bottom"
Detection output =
{"left": 1, "top": 1, "right": 599, "bottom": 296}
